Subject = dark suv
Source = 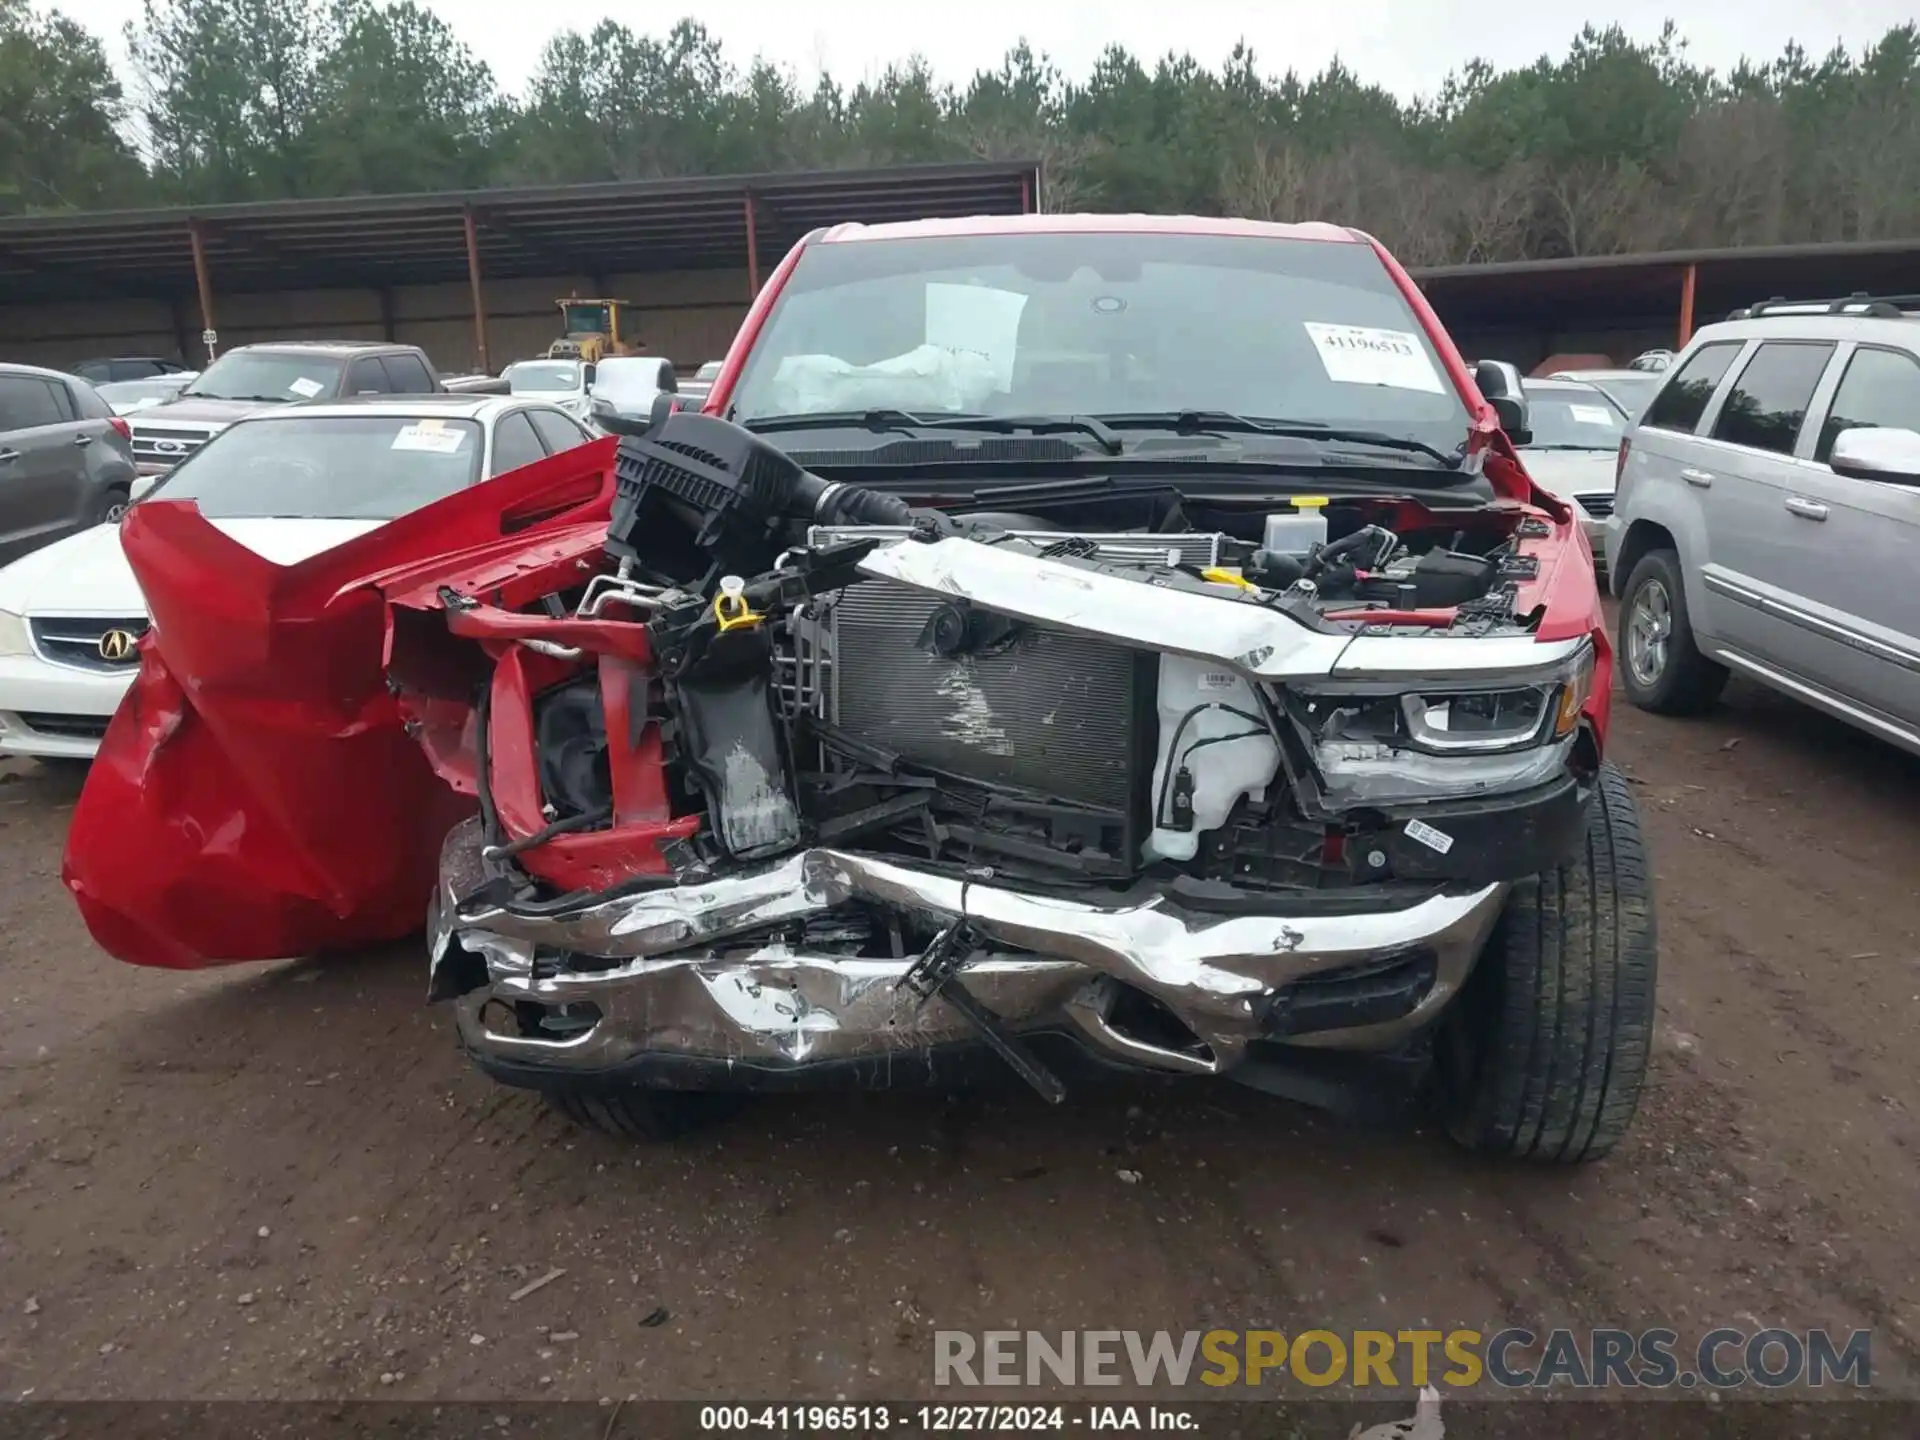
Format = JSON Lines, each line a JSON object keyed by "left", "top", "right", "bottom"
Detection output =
{"left": 125, "top": 341, "right": 445, "bottom": 477}
{"left": 0, "top": 363, "right": 138, "bottom": 565}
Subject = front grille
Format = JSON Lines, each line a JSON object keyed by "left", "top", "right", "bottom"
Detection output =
{"left": 30, "top": 616, "right": 148, "bottom": 672}
{"left": 1573, "top": 492, "right": 1614, "bottom": 519}
{"left": 17, "top": 712, "right": 110, "bottom": 740}
{"left": 129, "top": 424, "right": 216, "bottom": 469}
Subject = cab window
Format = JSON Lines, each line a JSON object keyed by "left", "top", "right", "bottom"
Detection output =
{"left": 1709, "top": 342, "right": 1835, "bottom": 455}
{"left": 1815, "top": 347, "right": 1920, "bottom": 464}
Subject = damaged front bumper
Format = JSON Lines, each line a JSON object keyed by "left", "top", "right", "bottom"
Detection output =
{"left": 428, "top": 817, "right": 1511, "bottom": 1091}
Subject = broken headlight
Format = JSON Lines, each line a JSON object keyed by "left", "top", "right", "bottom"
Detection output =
{"left": 1287, "top": 643, "right": 1593, "bottom": 805}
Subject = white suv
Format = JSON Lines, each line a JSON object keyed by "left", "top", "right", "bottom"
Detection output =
{"left": 1607, "top": 293, "right": 1920, "bottom": 755}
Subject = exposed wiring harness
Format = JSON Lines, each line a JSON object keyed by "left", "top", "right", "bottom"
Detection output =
{"left": 1153, "top": 701, "right": 1278, "bottom": 828}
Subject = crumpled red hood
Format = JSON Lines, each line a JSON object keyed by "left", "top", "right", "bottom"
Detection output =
{"left": 62, "top": 440, "right": 618, "bottom": 969}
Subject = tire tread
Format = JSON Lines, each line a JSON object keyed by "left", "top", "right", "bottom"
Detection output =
{"left": 1446, "top": 764, "right": 1658, "bottom": 1163}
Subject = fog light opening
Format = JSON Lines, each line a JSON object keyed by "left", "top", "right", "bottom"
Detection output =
{"left": 1105, "top": 983, "right": 1215, "bottom": 1065}
{"left": 499, "top": 999, "right": 604, "bottom": 1041}
{"left": 1263, "top": 948, "right": 1439, "bottom": 1037}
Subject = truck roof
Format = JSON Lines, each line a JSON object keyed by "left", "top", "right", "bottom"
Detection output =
{"left": 817, "top": 213, "right": 1363, "bottom": 245}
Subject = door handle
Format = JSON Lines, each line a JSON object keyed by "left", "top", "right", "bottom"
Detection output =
{"left": 73, "top": 433, "right": 93, "bottom": 447}
{"left": 1680, "top": 467, "right": 1714, "bottom": 488}
{"left": 0, "top": 449, "right": 19, "bottom": 464}
{"left": 1784, "top": 496, "right": 1829, "bottom": 521}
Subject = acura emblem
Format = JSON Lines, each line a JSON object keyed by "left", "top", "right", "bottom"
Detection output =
{"left": 98, "top": 629, "right": 137, "bottom": 662}
{"left": 152, "top": 439, "right": 185, "bottom": 455}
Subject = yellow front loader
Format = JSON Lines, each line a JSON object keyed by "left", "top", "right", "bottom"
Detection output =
{"left": 547, "top": 297, "right": 641, "bottom": 363}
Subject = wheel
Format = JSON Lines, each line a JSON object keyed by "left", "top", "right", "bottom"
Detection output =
{"left": 543, "top": 1085, "right": 735, "bottom": 1140}
{"left": 1442, "top": 763, "right": 1657, "bottom": 1163}
{"left": 1617, "top": 549, "right": 1726, "bottom": 715}
{"left": 94, "top": 488, "right": 131, "bottom": 526}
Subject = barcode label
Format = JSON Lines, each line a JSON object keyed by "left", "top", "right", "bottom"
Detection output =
{"left": 1403, "top": 818, "right": 1455, "bottom": 855}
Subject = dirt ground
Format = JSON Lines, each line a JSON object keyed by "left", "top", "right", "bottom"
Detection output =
{"left": 1, "top": 634, "right": 1917, "bottom": 1403}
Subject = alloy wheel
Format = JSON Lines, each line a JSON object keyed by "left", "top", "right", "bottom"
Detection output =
{"left": 1626, "top": 578, "right": 1672, "bottom": 688}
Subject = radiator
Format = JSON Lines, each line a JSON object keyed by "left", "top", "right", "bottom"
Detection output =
{"left": 824, "top": 581, "right": 1151, "bottom": 812}
{"left": 779, "top": 530, "right": 1225, "bottom": 814}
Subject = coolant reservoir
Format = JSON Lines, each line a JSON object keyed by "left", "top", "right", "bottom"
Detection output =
{"left": 1142, "top": 655, "right": 1283, "bottom": 865}
{"left": 1263, "top": 495, "right": 1330, "bottom": 560}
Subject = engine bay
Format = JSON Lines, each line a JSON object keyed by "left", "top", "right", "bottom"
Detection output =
{"left": 459, "top": 410, "right": 1580, "bottom": 920}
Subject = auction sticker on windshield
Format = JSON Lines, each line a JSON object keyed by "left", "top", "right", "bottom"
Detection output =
{"left": 391, "top": 421, "right": 465, "bottom": 454}
{"left": 1569, "top": 404, "right": 1616, "bottom": 426}
{"left": 1304, "top": 323, "right": 1443, "bottom": 394}
{"left": 287, "top": 376, "right": 326, "bottom": 398}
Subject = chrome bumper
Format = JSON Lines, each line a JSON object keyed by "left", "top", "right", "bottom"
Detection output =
{"left": 428, "top": 819, "right": 1508, "bottom": 1080}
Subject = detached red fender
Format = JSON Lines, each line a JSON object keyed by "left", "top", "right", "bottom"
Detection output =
{"left": 62, "top": 441, "right": 620, "bottom": 969}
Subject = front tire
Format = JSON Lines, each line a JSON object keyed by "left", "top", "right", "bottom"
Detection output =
{"left": 1442, "top": 764, "right": 1657, "bottom": 1164}
{"left": 544, "top": 1085, "right": 735, "bottom": 1140}
{"left": 1618, "top": 548, "right": 1726, "bottom": 715}
{"left": 94, "top": 488, "right": 131, "bottom": 526}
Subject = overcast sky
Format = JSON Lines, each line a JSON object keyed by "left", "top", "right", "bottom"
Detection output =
{"left": 60, "top": 0, "right": 1917, "bottom": 100}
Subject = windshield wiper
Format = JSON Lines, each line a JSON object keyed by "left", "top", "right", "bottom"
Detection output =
{"left": 1525, "top": 443, "right": 1616, "bottom": 452}
{"left": 741, "top": 410, "right": 1122, "bottom": 454}
{"left": 916, "top": 413, "right": 1123, "bottom": 454}
{"left": 1093, "top": 411, "right": 1463, "bottom": 468}
{"left": 183, "top": 393, "right": 294, "bottom": 403}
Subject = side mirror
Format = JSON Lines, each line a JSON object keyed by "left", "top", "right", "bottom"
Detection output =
{"left": 1489, "top": 394, "right": 1533, "bottom": 448}
{"left": 589, "top": 395, "right": 649, "bottom": 438}
{"left": 1473, "top": 365, "right": 1532, "bottom": 446}
{"left": 1829, "top": 426, "right": 1920, "bottom": 484}
{"left": 582, "top": 362, "right": 597, "bottom": 387}
{"left": 589, "top": 391, "right": 680, "bottom": 438}
{"left": 1473, "top": 359, "right": 1523, "bottom": 399}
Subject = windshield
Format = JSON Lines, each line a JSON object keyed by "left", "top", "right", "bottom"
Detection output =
{"left": 184, "top": 352, "right": 341, "bottom": 403}
{"left": 141, "top": 414, "right": 483, "bottom": 518}
{"left": 506, "top": 361, "right": 583, "bottom": 394}
{"left": 1520, "top": 385, "right": 1627, "bottom": 450}
{"left": 1580, "top": 373, "right": 1662, "bottom": 419}
{"left": 562, "top": 303, "right": 611, "bottom": 335}
{"left": 726, "top": 232, "right": 1471, "bottom": 459}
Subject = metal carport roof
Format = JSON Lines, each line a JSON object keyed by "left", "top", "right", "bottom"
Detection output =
{"left": 1414, "top": 237, "right": 1920, "bottom": 340}
{"left": 0, "top": 161, "right": 1042, "bottom": 306}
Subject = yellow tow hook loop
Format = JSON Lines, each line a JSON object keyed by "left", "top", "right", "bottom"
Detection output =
{"left": 1201, "top": 566, "right": 1255, "bottom": 590}
{"left": 713, "top": 574, "right": 764, "bottom": 632}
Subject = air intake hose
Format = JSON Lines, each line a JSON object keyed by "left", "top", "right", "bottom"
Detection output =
{"left": 802, "top": 476, "right": 915, "bottom": 528}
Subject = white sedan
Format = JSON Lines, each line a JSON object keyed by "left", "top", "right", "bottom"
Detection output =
{"left": 1513, "top": 378, "right": 1631, "bottom": 568}
{"left": 503, "top": 358, "right": 592, "bottom": 423}
{"left": 0, "top": 393, "right": 595, "bottom": 760}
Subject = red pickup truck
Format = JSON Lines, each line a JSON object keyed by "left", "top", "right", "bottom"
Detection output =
{"left": 65, "top": 214, "right": 1652, "bottom": 1165}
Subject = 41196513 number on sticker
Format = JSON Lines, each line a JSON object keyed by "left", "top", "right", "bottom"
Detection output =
{"left": 700, "top": 1404, "right": 1075, "bottom": 1431}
